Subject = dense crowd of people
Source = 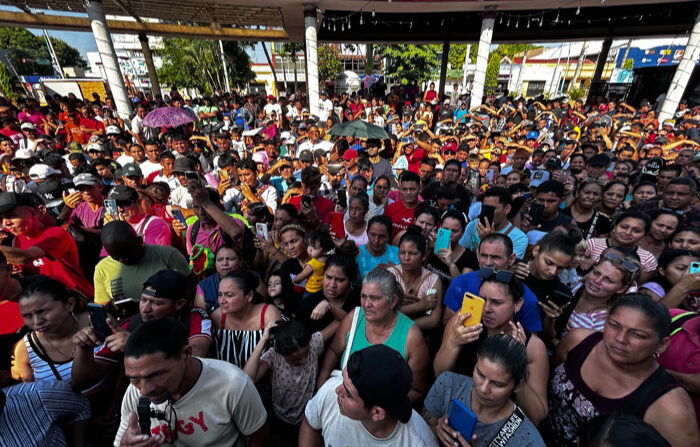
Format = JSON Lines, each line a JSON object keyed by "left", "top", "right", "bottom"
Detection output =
{"left": 0, "top": 82, "right": 699, "bottom": 447}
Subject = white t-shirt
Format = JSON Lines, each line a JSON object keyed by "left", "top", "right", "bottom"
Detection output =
{"left": 263, "top": 103, "right": 282, "bottom": 117}
{"left": 139, "top": 160, "right": 163, "bottom": 178}
{"left": 115, "top": 154, "right": 134, "bottom": 167}
{"left": 319, "top": 98, "right": 334, "bottom": 121}
{"left": 114, "top": 358, "right": 266, "bottom": 447}
{"left": 305, "top": 376, "right": 438, "bottom": 447}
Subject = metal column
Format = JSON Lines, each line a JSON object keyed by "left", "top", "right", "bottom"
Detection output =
{"left": 591, "top": 38, "right": 613, "bottom": 84}
{"left": 304, "top": 5, "right": 320, "bottom": 116}
{"left": 83, "top": 0, "right": 131, "bottom": 119}
{"left": 138, "top": 33, "right": 161, "bottom": 97}
{"left": 659, "top": 16, "right": 700, "bottom": 122}
{"left": 438, "top": 42, "right": 450, "bottom": 100}
{"left": 472, "top": 12, "right": 495, "bottom": 107}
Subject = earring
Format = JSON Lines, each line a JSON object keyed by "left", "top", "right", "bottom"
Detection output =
{"left": 653, "top": 352, "right": 660, "bottom": 359}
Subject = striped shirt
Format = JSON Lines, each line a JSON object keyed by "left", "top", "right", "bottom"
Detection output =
{"left": 567, "top": 309, "right": 608, "bottom": 332}
{"left": 24, "top": 334, "right": 72, "bottom": 383}
{"left": 0, "top": 381, "right": 90, "bottom": 447}
{"left": 585, "top": 238, "right": 658, "bottom": 273}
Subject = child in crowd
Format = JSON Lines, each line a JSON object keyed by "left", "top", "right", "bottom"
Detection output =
{"left": 244, "top": 320, "right": 324, "bottom": 447}
{"left": 559, "top": 236, "right": 588, "bottom": 289}
{"left": 292, "top": 230, "right": 334, "bottom": 297}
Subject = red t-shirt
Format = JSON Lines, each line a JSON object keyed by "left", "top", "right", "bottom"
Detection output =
{"left": 289, "top": 195, "right": 334, "bottom": 224}
{"left": 383, "top": 200, "right": 417, "bottom": 239}
{"left": 407, "top": 148, "right": 425, "bottom": 174}
{"left": 0, "top": 300, "right": 22, "bottom": 335}
{"left": 15, "top": 226, "right": 94, "bottom": 298}
{"left": 79, "top": 117, "right": 105, "bottom": 132}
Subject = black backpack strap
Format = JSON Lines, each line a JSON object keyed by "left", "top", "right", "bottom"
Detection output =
{"left": 189, "top": 219, "right": 201, "bottom": 246}
{"left": 28, "top": 332, "right": 63, "bottom": 381}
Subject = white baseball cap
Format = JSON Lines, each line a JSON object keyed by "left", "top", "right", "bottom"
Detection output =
{"left": 28, "top": 163, "right": 61, "bottom": 180}
{"left": 106, "top": 125, "right": 121, "bottom": 135}
{"left": 12, "top": 149, "right": 35, "bottom": 160}
{"left": 20, "top": 122, "right": 36, "bottom": 131}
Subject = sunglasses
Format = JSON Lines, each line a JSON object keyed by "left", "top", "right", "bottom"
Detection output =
{"left": 603, "top": 252, "right": 639, "bottom": 275}
{"left": 660, "top": 207, "right": 684, "bottom": 217}
{"left": 478, "top": 267, "right": 515, "bottom": 283}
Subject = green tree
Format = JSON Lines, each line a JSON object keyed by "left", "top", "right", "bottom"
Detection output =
{"left": 0, "top": 28, "right": 85, "bottom": 76}
{"left": 623, "top": 58, "right": 634, "bottom": 70}
{"left": 448, "top": 44, "right": 478, "bottom": 69}
{"left": 485, "top": 52, "right": 501, "bottom": 94}
{"left": 495, "top": 44, "right": 537, "bottom": 59}
{"left": 0, "top": 61, "right": 20, "bottom": 100}
{"left": 157, "top": 38, "right": 254, "bottom": 93}
{"left": 378, "top": 44, "right": 440, "bottom": 85}
{"left": 318, "top": 44, "right": 342, "bottom": 84}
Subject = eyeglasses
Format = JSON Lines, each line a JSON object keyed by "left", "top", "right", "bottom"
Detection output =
{"left": 603, "top": 252, "right": 639, "bottom": 275}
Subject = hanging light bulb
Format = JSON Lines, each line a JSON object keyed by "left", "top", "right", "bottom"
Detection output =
{"left": 410, "top": 22, "right": 413, "bottom": 29}
{"left": 515, "top": 17, "right": 519, "bottom": 28}
{"left": 553, "top": 10, "right": 560, "bottom": 25}
{"left": 342, "top": 21, "right": 345, "bottom": 31}
{"left": 540, "top": 14, "right": 544, "bottom": 27}
{"left": 576, "top": 1, "right": 581, "bottom": 15}
{"left": 507, "top": 17, "right": 511, "bottom": 27}
{"left": 360, "top": 12, "right": 363, "bottom": 25}
{"left": 527, "top": 18, "right": 530, "bottom": 28}
{"left": 348, "top": 18, "right": 351, "bottom": 29}
{"left": 372, "top": 8, "right": 375, "bottom": 17}
{"left": 334, "top": 22, "right": 336, "bottom": 32}
{"left": 499, "top": 15, "right": 503, "bottom": 25}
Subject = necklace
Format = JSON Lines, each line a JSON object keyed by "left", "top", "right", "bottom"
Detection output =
{"left": 39, "top": 317, "right": 78, "bottom": 359}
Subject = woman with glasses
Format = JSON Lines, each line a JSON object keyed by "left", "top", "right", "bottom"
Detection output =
{"left": 563, "top": 178, "right": 611, "bottom": 239}
{"left": 638, "top": 209, "right": 683, "bottom": 259}
{"left": 545, "top": 250, "right": 640, "bottom": 341}
{"left": 640, "top": 249, "right": 700, "bottom": 311}
{"left": 585, "top": 210, "right": 658, "bottom": 283}
{"left": 434, "top": 268, "right": 549, "bottom": 425}
{"left": 546, "top": 295, "right": 699, "bottom": 447}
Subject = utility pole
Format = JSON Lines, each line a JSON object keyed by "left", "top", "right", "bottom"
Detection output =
{"left": 219, "top": 40, "right": 231, "bottom": 93}
{"left": 42, "top": 29, "right": 63, "bottom": 78}
{"left": 462, "top": 44, "right": 471, "bottom": 92}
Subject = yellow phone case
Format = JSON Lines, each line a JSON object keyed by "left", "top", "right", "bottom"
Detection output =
{"left": 460, "top": 292, "right": 485, "bottom": 327}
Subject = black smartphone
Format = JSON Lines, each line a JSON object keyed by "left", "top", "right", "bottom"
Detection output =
{"left": 528, "top": 202, "right": 545, "bottom": 228}
{"left": 88, "top": 303, "right": 111, "bottom": 341}
{"left": 523, "top": 192, "right": 533, "bottom": 200}
{"left": 337, "top": 189, "right": 348, "bottom": 208}
{"left": 547, "top": 290, "right": 572, "bottom": 308}
{"left": 301, "top": 195, "right": 312, "bottom": 207}
{"left": 479, "top": 205, "right": 496, "bottom": 227}
{"left": 171, "top": 208, "right": 187, "bottom": 227}
{"left": 137, "top": 399, "right": 152, "bottom": 436}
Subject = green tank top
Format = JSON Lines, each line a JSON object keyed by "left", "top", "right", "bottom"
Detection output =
{"left": 340, "top": 307, "right": 414, "bottom": 367}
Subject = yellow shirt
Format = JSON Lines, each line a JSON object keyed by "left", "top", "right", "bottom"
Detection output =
{"left": 305, "top": 258, "right": 325, "bottom": 293}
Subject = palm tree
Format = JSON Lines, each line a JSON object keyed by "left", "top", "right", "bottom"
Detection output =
{"left": 282, "top": 42, "right": 304, "bottom": 94}
{"left": 261, "top": 42, "right": 278, "bottom": 93}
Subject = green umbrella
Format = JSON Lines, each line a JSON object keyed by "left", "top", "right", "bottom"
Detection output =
{"left": 329, "top": 120, "right": 390, "bottom": 140}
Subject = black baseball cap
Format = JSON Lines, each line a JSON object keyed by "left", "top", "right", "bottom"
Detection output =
{"left": 142, "top": 269, "right": 187, "bottom": 300}
{"left": 38, "top": 178, "right": 66, "bottom": 208}
{"left": 0, "top": 192, "right": 32, "bottom": 214}
{"left": 108, "top": 185, "right": 139, "bottom": 202}
{"left": 586, "top": 153, "right": 610, "bottom": 167}
{"left": 347, "top": 345, "right": 413, "bottom": 423}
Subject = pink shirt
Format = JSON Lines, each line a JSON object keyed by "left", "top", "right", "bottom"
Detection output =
{"left": 585, "top": 237, "right": 658, "bottom": 273}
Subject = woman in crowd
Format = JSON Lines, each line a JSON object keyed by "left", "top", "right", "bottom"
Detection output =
{"left": 12, "top": 279, "right": 89, "bottom": 383}
{"left": 392, "top": 204, "right": 439, "bottom": 247}
{"left": 547, "top": 295, "right": 699, "bottom": 447}
{"left": 640, "top": 249, "right": 700, "bottom": 310}
{"left": 317, "top": 267, "right": 430, "bottom": 403}
{"left": 211, "top": 269, "right": 281, "bottom": 369}
{"left": 585, "top": 210, "right": 657, "bottom": 283}
{"left": 296, "top": 242, "right": 360, "bottom": 342}
{"left": 426, "top": 210, "right": 478, "bottom": 291}
{"left": 543, "top": 250, "right": 640, "bottom": 341}
{"left": 368, "top": 175, "right": 393, "bottom": 218}
{"left": 669, "top": 227, "right": 700, "bottom": 252}
{"left": 343, "top": 193, "right": 369, "bottom": 246}
{"left": 562, "top": 178, "right": 611, "bottom": 239}
{"left": 278, "top": 223, "right": 310, "bottom": 307}
{"left": 194, "top": 244, "right": 267, "bottom": 313}
{"left": 389, "top": 227, "right": 443, "bottom": 331}
{"left": 626, "top": 181, "right": 657, "bottom": 209}
{"left": 356, "top": 215, "right": 399, "bottom": 278}
{"left": 578, "top": 414, "right": 671, "bottom": 447}
{"left": 435, "top": 270, "right": 549, "bottom": 425}
{"left": 255, "top": 204, "right": 298, "bottom": 278}
{"left": 597, "top": 180, "right": 628, "bottom": 217}
{"left": 637, "top": 209, "right": 683, "bottom": 259}
{"left": 426, "top": 335, "right": 546, "bottom": 446}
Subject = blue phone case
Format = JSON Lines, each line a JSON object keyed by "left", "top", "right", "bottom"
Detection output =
{"left": 434, "top": 228, "right": 451, "bottom": 255}
{"left": 449, "top": 398, "right": 477, "bottom": 441}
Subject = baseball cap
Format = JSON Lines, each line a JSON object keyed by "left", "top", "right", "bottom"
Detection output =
{"left": 12, "top": 149, "right": 35, "bottom": 160}
{"left": 267, "top": 95, "right": 275, "bottom": 100}
{"left": 347, "top": 345, "right": 413, "bottom": 424}
{"left": 442, "top": 141, "right": 458, "bottom": 155}
{"left": 108, "top": 185, "right": 139, "bottom": 202}
{"left": 28, "top": 164, "right": 61, "bottom": 180}
{"left": 526, "top": 131, "right": 539, "bottom": 140}
{"left": 529, "top": 169, "right": 551, "bottom": 188}
{"left": 662, "top": 119, "right": 675, "bottom": 127}
{"left": 586, "top": 153, "right": 610, "bottom": 167}
{"left": 106, "top": 125, "right": 121, "bottom": 135}
{"left": 643, "top": 157, "right": 665, "bottom": 175}
{"left": 20, "top": 122, "right": 36, "bottom": 131}
{"left": 142, "top": 269, "right": 188, "bottom": 300}
{"left": 0, "top": 192, "right": 32, "bottom": 214}
{"left": 73, "top": 173, "right": 99, "bottom": 186}
{"left": 67, "top": 141, "right": 83, "bottom": 153}
{"left": 320, "top": 90, "right": 328, "bottom": 96}
{"left": 86, "top": 143, "right": 104, "bottom": 152}
{"left": 172, "top": 157, "right": 195, "bottom": 173}
{"left": 298, "top": 123, "right": 308, "bottom": 130}
{"left": 121, "top": 162, "right": 143, "bottom": 177}
{"left": 299, "top": 150, "right": 314, "bottom": 163}
{"left": 341, "top": 149, "right": 358, "bottom": 161}
{"left": 37, "top": 178, "right": 65, "bottom": 208}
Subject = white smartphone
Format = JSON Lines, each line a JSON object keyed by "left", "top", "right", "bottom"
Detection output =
{"left": 256, "top": 222, "right": 269, "bottom": 240}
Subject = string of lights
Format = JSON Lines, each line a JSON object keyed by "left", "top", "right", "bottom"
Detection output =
{"left": 318, "top": 0, "right": 683, "bottom": 32}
